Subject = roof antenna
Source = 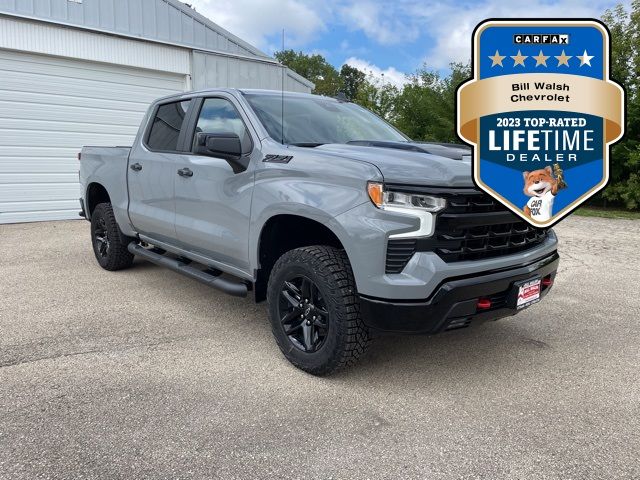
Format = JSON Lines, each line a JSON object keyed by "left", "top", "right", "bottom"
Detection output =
{"left": 281, "top": 28, "right": 285, "bottom": 145}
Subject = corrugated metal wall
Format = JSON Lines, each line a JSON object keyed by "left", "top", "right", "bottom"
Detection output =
{"left": 0, "top": 48, "right": 187, "bottom": 223}
{"left": 0, "top": 0, "right": 313, "bottom": 92}
{"left": 192, "top": 52, "right": 312, "bottom": 93}
{"left": 0, "top": 2, "right": 314, "bottom": 223}
{"left": 0, "top": 15, "right": 190, "bottom": 74}
{"left": 0, "top": 0, "right": 269, "bottom": 60}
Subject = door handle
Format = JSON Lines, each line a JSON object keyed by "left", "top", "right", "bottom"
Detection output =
{"left": 177, "top": 167, "right": 193, "bottom": 178}
{"left": 130, "top": 163, "right": 142, "bottom": 172}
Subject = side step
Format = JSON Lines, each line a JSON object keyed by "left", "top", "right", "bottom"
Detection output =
{"left": 128, "top": 243, "right": 248, "bottom": 297}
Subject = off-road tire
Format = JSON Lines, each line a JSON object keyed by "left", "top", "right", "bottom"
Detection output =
{"left": 90, "top": 202, "right": 134, "bottom": 271}
{"left": 267, "top": 246, "right": 371, "bottom": 375}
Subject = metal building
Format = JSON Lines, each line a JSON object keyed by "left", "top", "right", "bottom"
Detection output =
{"left": 0, "top": 0, "right": 313, "bottom": 223}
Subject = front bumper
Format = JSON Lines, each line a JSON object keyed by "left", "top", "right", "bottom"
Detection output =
{"left": 359, "top": 251, "right": 559, "bottom": 334}
{"left": 328, "top": 200, "right": 558, "bottom": 300}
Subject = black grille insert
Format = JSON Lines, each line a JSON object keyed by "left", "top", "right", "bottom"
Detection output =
{"left": 384, "top": 186, "right": 549, "bottom": 264}
{"left": 432, "top": 217, "right": 547, "bottom": 262}
{"left": 385, "top": 239, "right": 416, "bottom": 274}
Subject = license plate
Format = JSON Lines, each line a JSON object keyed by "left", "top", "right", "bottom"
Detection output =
{"left": 515, "top": 278, "right": 541, "bottom": 309}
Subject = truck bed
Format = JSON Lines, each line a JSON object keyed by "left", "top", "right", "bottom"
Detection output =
{"left": 79, "top": 146, "right": 132, "bottom": 231}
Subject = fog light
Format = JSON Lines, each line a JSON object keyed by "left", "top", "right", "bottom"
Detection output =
{"left": 542, "top": 275, "right": 553, "bottom": 287}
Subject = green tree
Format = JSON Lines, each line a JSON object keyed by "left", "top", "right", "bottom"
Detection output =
{"left": 274, "top": 4, "right": 639, "bottom": 210}
{"left": 339, "top": 64, "right": 367, "bottom": 101}
{"left": 354, "top": 75, "right": 400, "bottom": 122}
{"left": 600, "top": 2, "right": 640, "bottom": 209}
{"left": 274, "top": 49, "right": 343, "bottom": 97}
{"left": 393, "top": 62, "right": 470, "bottom": 142}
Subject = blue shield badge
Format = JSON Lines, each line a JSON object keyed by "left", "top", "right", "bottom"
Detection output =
{"left": 458, "top": 20, "right": 624, "bottom": 227}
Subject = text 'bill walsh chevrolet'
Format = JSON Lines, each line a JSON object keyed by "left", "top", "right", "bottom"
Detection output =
{"left": 79, "top": 89, "right": 559, "bottom": 375}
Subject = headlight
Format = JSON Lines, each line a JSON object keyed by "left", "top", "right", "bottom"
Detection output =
{"left": 367, "top": 182, "right": 446, "bottom": 212}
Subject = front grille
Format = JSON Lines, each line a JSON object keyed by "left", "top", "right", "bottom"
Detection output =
{"left": 432, "top": 191, "right": 548, "bottom": 262}
{"left": 385, "top": 239, "right": 416, "bottom": 273}
{"left": 384, "top": 185, "right": 549, "bottom": 264}
{"left": 446, "top": 195, "right": 504, "bottom": 213}
{"left": 433, "top": 219, "right": 547, "bottom": 262}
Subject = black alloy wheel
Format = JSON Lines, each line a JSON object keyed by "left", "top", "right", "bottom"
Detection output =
{"left": 267, "top": 246, "right": 371, "bottom": 375}
{"left": 278, "top": 275, "right": 329, "bottom": 352}
{"left": 93, "top": 216, "right": 110, "bottom": 259}
{"left": 90, "top": 202, "right": 134, "bottom": 271}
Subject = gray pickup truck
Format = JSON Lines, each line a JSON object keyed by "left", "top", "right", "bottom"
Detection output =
{"left": 79, "top": 88, "right": 559, "bottom": 375}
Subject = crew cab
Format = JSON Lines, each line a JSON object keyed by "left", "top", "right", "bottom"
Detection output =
{"left": 79, "top": 88, "right": 559, "bottom": 375}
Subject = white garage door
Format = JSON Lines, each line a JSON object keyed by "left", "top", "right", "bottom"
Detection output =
{"left": 0, "top": 49, "right": 187, "bottom": 223}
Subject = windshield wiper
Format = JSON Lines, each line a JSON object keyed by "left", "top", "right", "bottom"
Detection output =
{"left": 289, "top": 142, "right": 325, "bottom": 147}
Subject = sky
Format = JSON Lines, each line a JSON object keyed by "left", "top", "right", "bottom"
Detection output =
{"left": 188, "top": 0, "right": 629, "bottom": 87}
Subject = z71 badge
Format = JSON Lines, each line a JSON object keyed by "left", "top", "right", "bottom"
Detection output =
{"left": 457, "top": 19, "right": 625, "bottom": 227}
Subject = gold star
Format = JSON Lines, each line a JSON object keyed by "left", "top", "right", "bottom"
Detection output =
{"left": 488, "top": 50, "right": 506, "bottom": 67}
{"left": 532, "top": 50, "right": 549, "bottom": 67}
{"left": 511, "top": 50, "right": 527, "bottom": 67}
{"left": 577, "top": 49, "right": 594, "bottom": 67}
{"left": 555, "top": 50, "right": 572, "bottom": 67}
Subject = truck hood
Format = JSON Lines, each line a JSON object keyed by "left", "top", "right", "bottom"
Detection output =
{"left": 313, "top": 141, "right": 474, "bottom": 187}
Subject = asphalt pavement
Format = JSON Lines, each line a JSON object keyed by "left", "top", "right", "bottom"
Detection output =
{"left": 1, "top": 216, "right": 639, "bottom": 479}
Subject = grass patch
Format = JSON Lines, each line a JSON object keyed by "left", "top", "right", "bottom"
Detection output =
{"left": 574, "top": 207, "right": 640, "bottom": 220}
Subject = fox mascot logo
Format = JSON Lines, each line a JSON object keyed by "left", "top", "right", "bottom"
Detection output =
{"left": 522, "top": 165, "right": 567, "bottom": 222}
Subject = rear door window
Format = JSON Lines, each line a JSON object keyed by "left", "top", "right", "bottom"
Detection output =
{"left": 147, "top": 100, "right": 191, "bottom": 152}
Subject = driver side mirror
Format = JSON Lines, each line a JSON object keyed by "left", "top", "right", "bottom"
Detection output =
{"left": 194, "top": 132, "right": 248, "bottom": 173}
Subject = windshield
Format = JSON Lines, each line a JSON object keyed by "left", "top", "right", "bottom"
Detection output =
{"left": 243, "top": 93, "right": 408, "bottom": 145}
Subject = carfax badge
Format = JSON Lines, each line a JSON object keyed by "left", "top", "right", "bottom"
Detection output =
{"left": 457, "top": 20, "right": 625, "bottom": 227}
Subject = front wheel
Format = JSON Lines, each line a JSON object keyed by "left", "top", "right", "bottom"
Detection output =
{"left": 267, "top": 246, "right": 370, "bottom": 375}
{"left": 90, "top": 202, "right": 134, "bottom": 271}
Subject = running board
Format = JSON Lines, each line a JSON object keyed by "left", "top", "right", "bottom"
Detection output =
{"left": 128, "top": 243, "right": 248, "bottom": 297}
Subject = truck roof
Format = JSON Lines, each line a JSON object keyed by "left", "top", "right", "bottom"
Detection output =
{"left": 153, "top": 88, "right": 334, "bottom": 104}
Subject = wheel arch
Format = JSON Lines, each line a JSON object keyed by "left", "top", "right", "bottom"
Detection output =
{"left": 85, "top": 182, "right": 111, "bottom": 219}
{"left": 254, "top": 213, "right": 349, "bottom": 302}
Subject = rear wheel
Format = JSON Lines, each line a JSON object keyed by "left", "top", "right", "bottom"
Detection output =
{"left": 267, "top": 246, "right": 370, "bottom": 375}
{"left": 90, "top": 202, "right": 134, "bottom": 271}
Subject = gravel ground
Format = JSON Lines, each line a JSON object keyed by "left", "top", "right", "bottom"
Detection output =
{"left": 1, "top": 216, "right": 639, "bottom": 479}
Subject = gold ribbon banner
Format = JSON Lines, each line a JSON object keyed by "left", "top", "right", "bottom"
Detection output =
{"left": 459, "top": 73, "right": 623, "bottom": 143}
